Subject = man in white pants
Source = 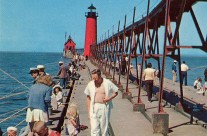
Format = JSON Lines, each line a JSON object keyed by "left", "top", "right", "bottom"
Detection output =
{"left": 84, "top": 69, "right": 118, "bottom": 136}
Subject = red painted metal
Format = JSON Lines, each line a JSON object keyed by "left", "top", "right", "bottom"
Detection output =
{"left": 137, "top": 0, "right": 150, "bottom": 104}
{"left": 64, "top": 36, "right": 76, "bottom": 51}
{"left": 90, "top": 0, "right": 207, "bottom": 114}
{"left": 126, "top": 7, "right": 136, "bottom": 94}
{"left": 84, "top": 4, "right": 98, "bottom": 57}
{"left": 118, "top": 15, "right": 127, "bottom": 86}
{"left": 112, "top": 21, "right": 120, "bottom": 84}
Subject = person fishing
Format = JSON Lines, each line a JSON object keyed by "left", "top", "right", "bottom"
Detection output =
{"left": 181, "top": 61, "right": 190, "bottom": 86}
{"left": 57, "top": 61, "right": 67, "bottom": 89}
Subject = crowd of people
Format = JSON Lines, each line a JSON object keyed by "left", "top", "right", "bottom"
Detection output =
{"left": 4, "top": 53, "right": 206, "bottom": 136}
{"left": 4, "top": 53, "right": 85, "bottom": 136}
{"left": 106, "top": 56, "right": 206, "bottom": 102}
{"left": 172, "top": 60, "right": 207, "bottom": 95}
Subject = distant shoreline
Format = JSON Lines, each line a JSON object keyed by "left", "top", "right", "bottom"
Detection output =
{"left": 0, "top": 51, "right": 206, "bottom": 57}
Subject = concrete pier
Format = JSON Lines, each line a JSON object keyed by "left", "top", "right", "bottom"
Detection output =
{"left": 50, "top": 60, "right": 207, "bottom": 136}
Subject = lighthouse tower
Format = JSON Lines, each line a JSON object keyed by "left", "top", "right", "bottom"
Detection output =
{"left": 84, "top": 4, "right": 98, "bottom": 57}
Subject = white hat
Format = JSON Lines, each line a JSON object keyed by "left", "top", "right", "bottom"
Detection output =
{"left": 59, "top": 61, "right": 64, "bottom": 64}
{"left": 174, "top": 60, "right": 177, "bottom": 63}
{"left": 7, "top": 126, "right": 17, "bottom": 132}
{"left": 37, "top": 65, "right": 45, "bottom": 69}
{"left": 29, "top": 67, "right": 39, "bottom": 74}
{"left": 53, "top": 84, "right": 63, "bottom": 91}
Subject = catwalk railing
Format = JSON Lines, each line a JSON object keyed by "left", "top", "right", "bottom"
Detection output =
{"left": 90, "top": 0, "right": 207, "bottom": 114}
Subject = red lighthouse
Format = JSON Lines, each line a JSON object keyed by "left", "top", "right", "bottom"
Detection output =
{"left": 84, "top": 4, "right": 98, "bottom": 57}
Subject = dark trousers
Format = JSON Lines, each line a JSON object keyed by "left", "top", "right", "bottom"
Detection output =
{"left": 181, "top": 71, "right": 187, "bottom": 86}
{"left": 145, "top": 80, "right": 153, "bottom": 101}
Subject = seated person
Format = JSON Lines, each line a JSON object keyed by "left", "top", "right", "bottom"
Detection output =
{"left": 66, "top": 103, "right": 80, "bottom": 136}
{"left": 194, "top": 78, "right": 199, "bottom": 89}
{"left": 51, "top": 85, "right": 63, "bottom": 108}
{"left": 7, "top": 126, "right": 18, "bottom": 136}
{"left": 196, "top": 78, "right": 203, "bottom": 94}
{"left": 71, "top": 69, "right": 80, "bottom": 80}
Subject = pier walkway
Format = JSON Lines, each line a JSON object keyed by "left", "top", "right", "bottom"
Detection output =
{"left": 62, "top": 60, "right": 207, "bottom": 136}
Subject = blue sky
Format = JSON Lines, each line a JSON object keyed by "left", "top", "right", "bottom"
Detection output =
{"left": 0, "top": 0, "right": 206, "bottom": 55}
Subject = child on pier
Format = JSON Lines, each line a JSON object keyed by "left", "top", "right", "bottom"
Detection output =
{"left": 66, "top": 103, "right": 80, "bottom": 136}
{"left": 52, "top": 85, "right": 63, "bottom": 106}
{"left": 196, "top": 78, "right": 203, "bottom": 94}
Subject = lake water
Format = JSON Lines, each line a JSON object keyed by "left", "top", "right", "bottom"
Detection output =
{"left": 0, "top": 52, "right": 70, "bottom": 133}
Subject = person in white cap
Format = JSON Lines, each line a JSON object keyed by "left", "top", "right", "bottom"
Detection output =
{"left": 37, "top": 65, "right": 45, "bottom": 77}
{"left": 172, "top": 60, "right": 177, "bottom": 82}
{"left": 36, "top": 65, "right": 53, "bottom": 87}
{"left": 29, "top": 68, "right": 39, "bottom": 84}
{"left": 7, "top": 126, "right": 17, "bottom": 136}
{"left": 57, "top": 61, "right": 67, "bottom": 89}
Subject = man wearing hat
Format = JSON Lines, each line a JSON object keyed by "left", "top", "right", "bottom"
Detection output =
{"left": 7, "top": 126, "right": 18, "bottom": 136}
{"left": 37, "top": 65, "right": 46, "bottom": 77}
{"left": 57, "top": 61, "right": 67, "bottom": 89}
{"left": 36, "top": 65, "right": 53, "bottom": 87}
{"left": 172, "top": 60, "right": 177, "bottom": 82}
{"left": 29, "top": 68, "right": 39, "bottom": 84}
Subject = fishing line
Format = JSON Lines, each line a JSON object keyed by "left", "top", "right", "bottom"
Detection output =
{"left": 2, "top": 119, "right": 26, "bottom": 136}
{"left": 0, "top": 90, "right": 27, "bottom": 100}
{"left": 44, "top": 61, "right": 59, "bottom": 66}
{"left": 0, "top": 109, "right": 21, "bottom": 118}
{"left": 0, "top": 101, "right": 12, "bottom": 106}
{"left": 0, "top": 68, "right": 29, "bottom": 89}
{"left": 3, "top": 119, "right": 26, "bottom": 135}
{"left": 0, "top": 107, "right": 27, "bottom": 124}
{"left": 189, "top": 65, "right": 207, "bottom": 70}
{"left": 15, "top": 119, "right": 26, "bottom": 128}
{"left": 4, "top": 86, "right": 23, "bottom": 96}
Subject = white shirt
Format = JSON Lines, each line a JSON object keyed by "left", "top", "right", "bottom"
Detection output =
{"left": 143, "top": 68, "right": 155, "bottom": 81}
{"left": 84, "top": 78, "right": 118, "bottom": 114}
{"left": 181, "top": 63, "right": 189, "bottom": 71}
{"left": 52, "top": 92, "right": 63, "bottom": 103}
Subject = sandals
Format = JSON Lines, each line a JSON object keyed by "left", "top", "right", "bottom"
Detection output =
{"left": 80, "top": 125, "right": 88, "bottom": 130}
